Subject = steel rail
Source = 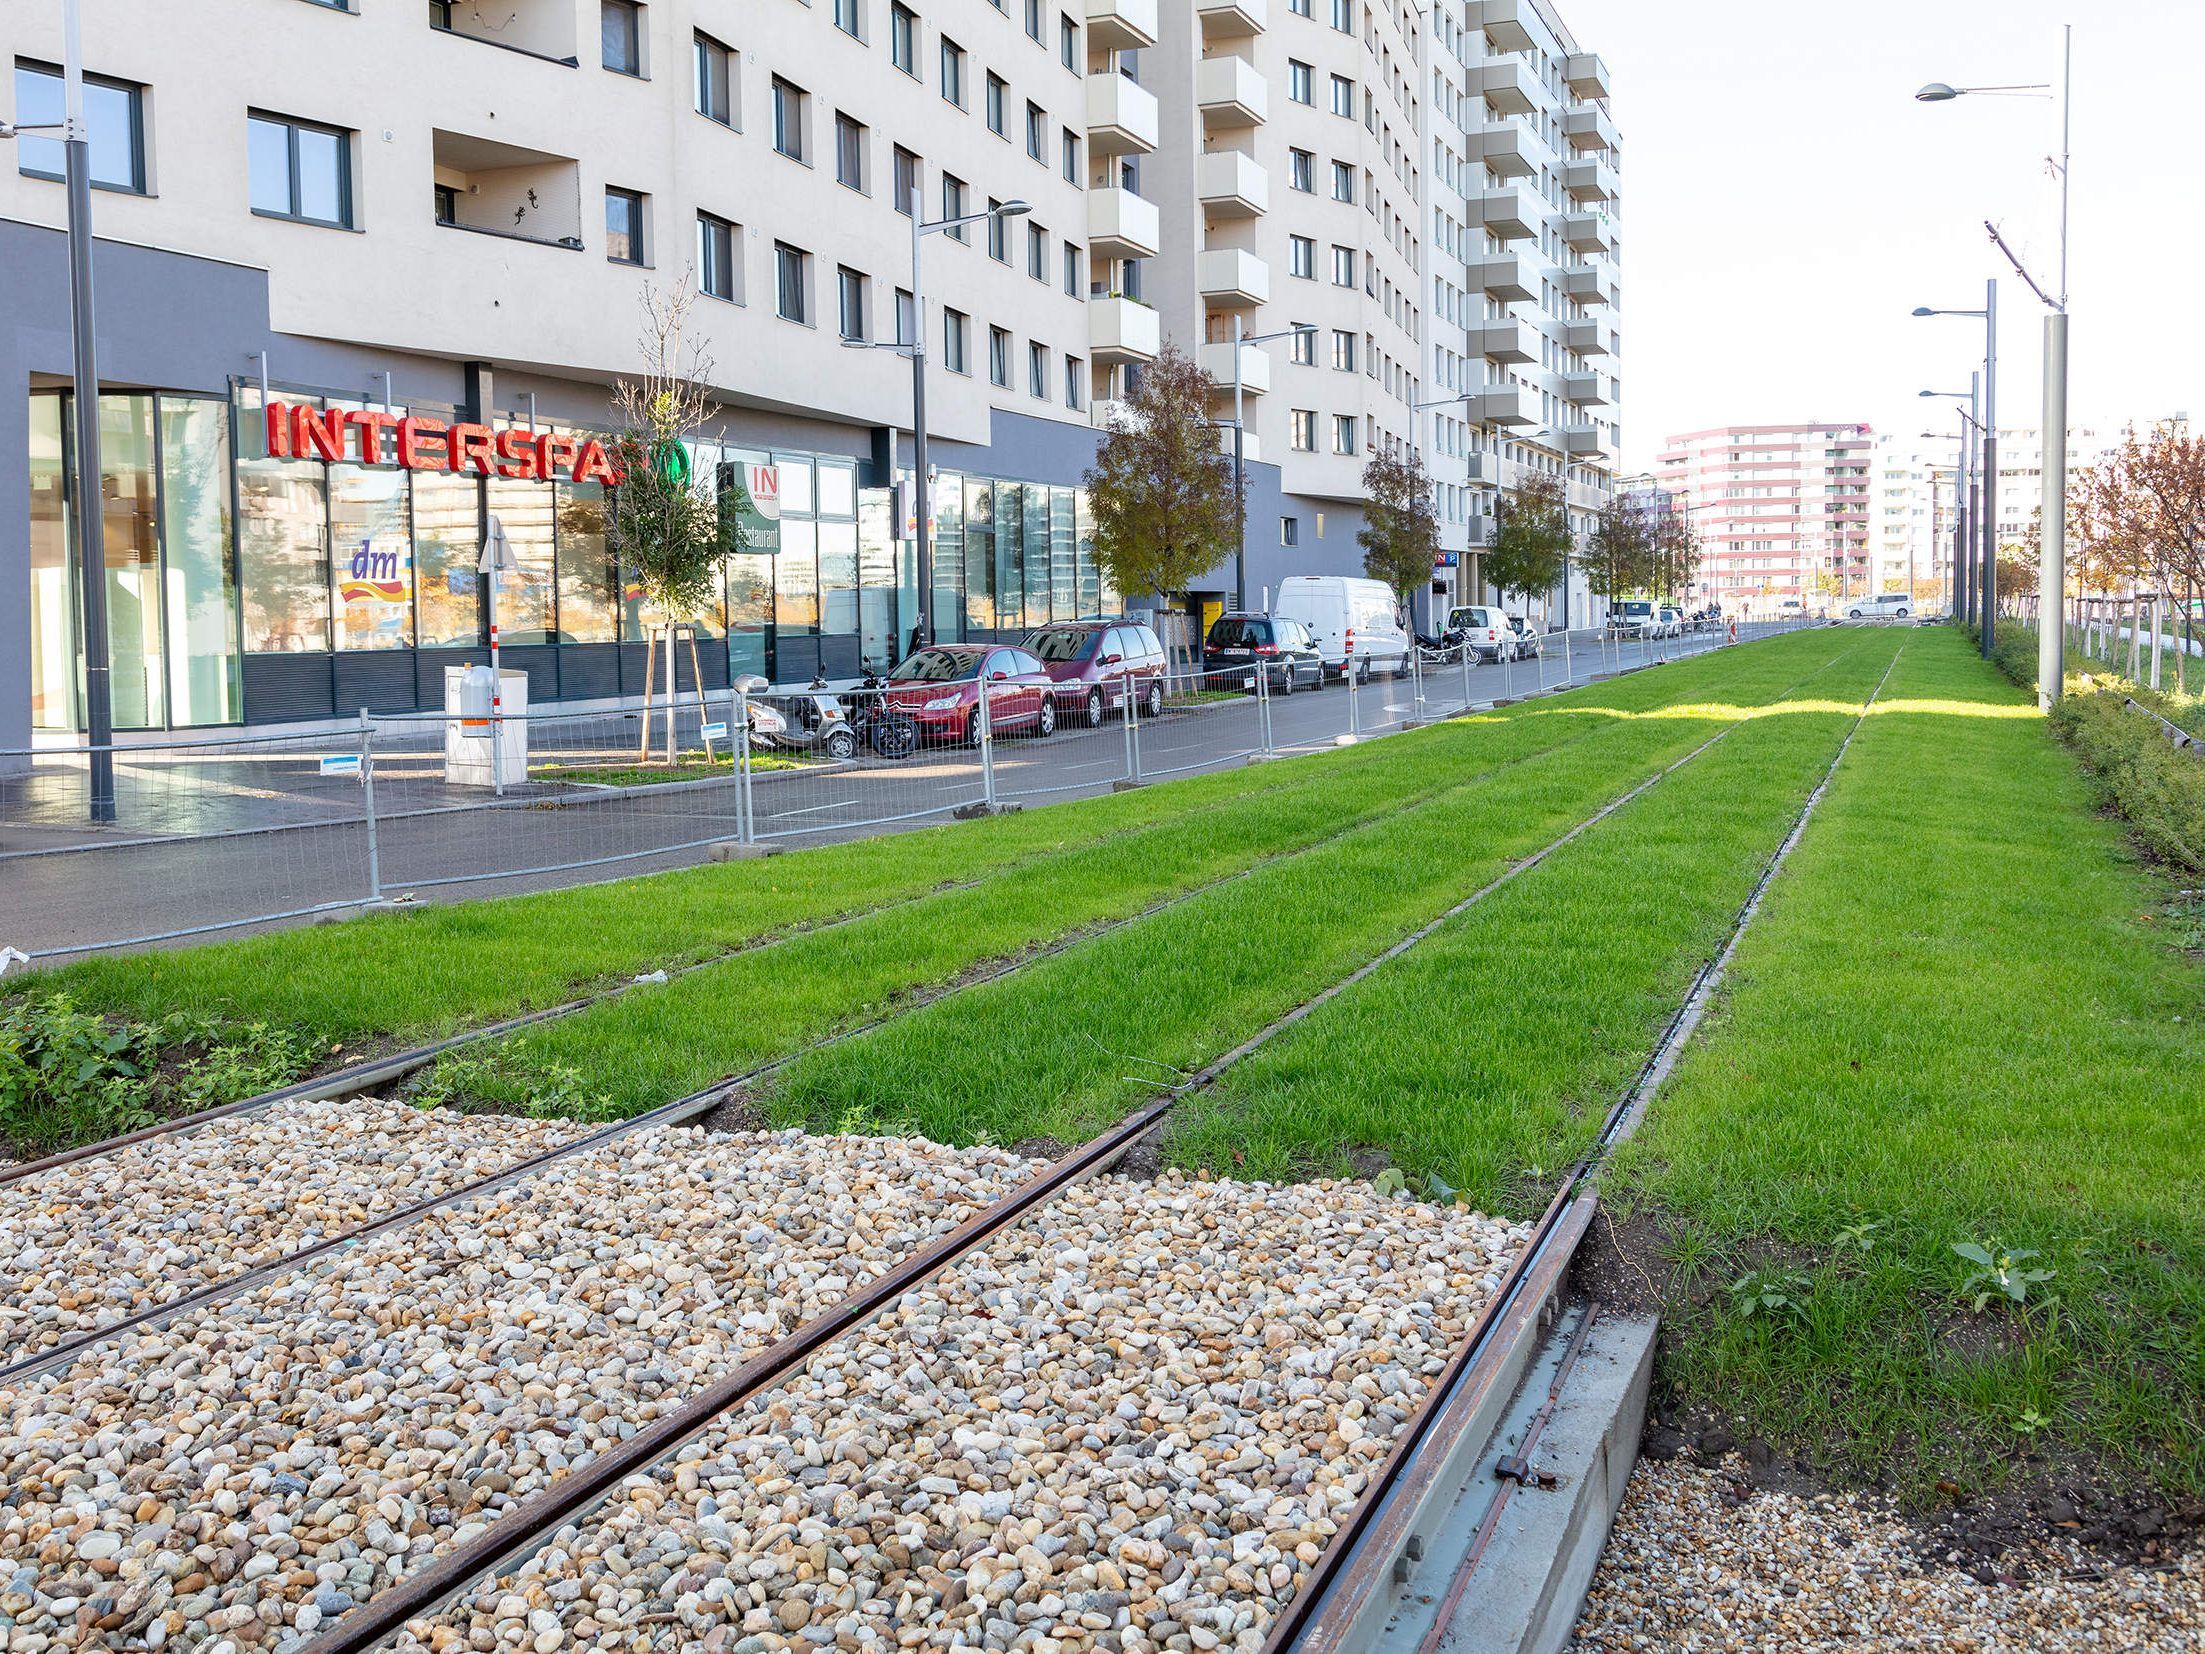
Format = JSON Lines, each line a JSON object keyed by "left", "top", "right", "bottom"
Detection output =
{"left": 1261, "top": 643, "right": 1902, "bottom": 1654}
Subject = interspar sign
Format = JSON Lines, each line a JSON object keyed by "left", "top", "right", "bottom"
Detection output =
{"left": 264, "top": 400, "right": 620, "bottom": 484}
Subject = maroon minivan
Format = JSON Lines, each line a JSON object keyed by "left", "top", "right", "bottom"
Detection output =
{"left": 1020, "top": 620, "right": 1169, "bottom": 727}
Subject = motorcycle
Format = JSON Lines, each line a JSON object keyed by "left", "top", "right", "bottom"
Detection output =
{"left": 845, "top": 664, "right": 920, "bottom": 760}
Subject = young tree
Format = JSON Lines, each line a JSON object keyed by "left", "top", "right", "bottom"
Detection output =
{"left": 1357, "top": 448, "right": 1440, "bottom": 614}
{"left": 2074, "top": 423, "right": 2205, "bottom": 690}
{"left": 1084, "top": 343, "right": 1239, "bottom": 609}
{"left": 1650, "top": 503, "right": 1701, "bottom": 602}
{"left": 1583, "top": 497, "right": 1650, "bottom": 606}
{"left": 1484, "top": 469, "right": 1570, "bottom": 612}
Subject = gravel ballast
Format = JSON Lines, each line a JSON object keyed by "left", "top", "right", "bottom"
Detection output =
{"left": 1571, "top": 1455, "right": 2205, "bottom": 1651}
{"left": 393, "top": 1172, "right": 1529, "bottom": 1654}
{"left": 0, "top": 1098, "right": 594, "bottom": 1360}
{"left": 0, "top": 1128, "right": 1035, "bottom": 1651}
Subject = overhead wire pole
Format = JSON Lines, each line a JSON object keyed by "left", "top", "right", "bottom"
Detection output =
{"left": 1228, "top": 321, "right": 1317, "bottom": 612}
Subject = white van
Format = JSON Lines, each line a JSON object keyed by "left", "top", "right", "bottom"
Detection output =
{"left": 1275, "top": 576, "right": 1411, "bottom": 681}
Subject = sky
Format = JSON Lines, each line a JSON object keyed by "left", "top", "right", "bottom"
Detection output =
{"left": 1560, "top": 0, "right": 2205, "bottom": 471}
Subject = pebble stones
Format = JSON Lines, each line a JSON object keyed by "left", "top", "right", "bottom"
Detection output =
{"left": 0, "top": 1127, "right": 1034, "bottom": 1653}
{"left": 0, "top": 1097, "right": 594, "bottom": 1358}
{"left": 1571, "top": 1455, "right": 2205, "bottom": 1652}
{"left": 391, "top": 1171, "right": 1530, "bottom": 1654}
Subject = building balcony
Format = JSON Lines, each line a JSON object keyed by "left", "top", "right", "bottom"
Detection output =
{"left": 1473, "top": 184, "right": 1542, "bottom": 242}
{"left": 1471, "top": 318, "right": 1536, "bottom": 364}
{"left": 1564, "top": 320, "right": 1617, "bottom": 355}
{"left": 1196, "top": 0, "right": 1267, "bottom": 38}
{"left": 1091, "top": 295, "right": 1162, "bottom": 362}
{"left": 1196, "top": 147, "right": 1268, "bottom": 217}
{"left": 1215, "top": 424, "right": 1261, "bottom": 463}
{"left": 1563, "top": 370, "right": 1607, "bottom": 406}
{"left": 1464, "top": 450, "right": 1502, "bottom": 487}
{"left": 1196, "top": 53, "right": 1267, "bottom": 129}
{"left": 1469, "top": 59, "right": 1540, "bottom": 116}
{"left": 1562, "top": 211, "right": 1613, "bottom": 253}
{"left": 1563, "top": 263, "right": 1617, "bottom": 306}
{"left": 1087, "top": 187, "right": 1161, "bottom": 257}
{"left": 1564, "top": 106, "right": 1619, "bottom": 154}
{"left": 1468, "top": 120, "right": 1538, "bottom": 181}
{"left": 1201, "top": 339, "right": 1270, "bottom": 394}
{"left": 1085, "top": 0, "right": 1158, "bottom": 49}
{"left": 1087, "top": 72, "right": 1161, "bottom": 154}
{"left": 1466, "top": 0, "right": 1534, "bottom": 52}
{"left": 1197, "top": 246, "right": 1270, "bottom": 307}
{"left": 1468, "top": 251, "right": 1534, "bottom": 302}
{"left": 1471, "top": 384, "right": 1534, "bottom": 425}
{"left": 1563, "top": 159, "right": 1617, "bottom": 201}
{"left": 430, "top": 0, "right": 578, "bottom": 63}
{"left": 1465, "top": 511, "right": 1498, "bottom": 548}
{"left": 1564, "top": 52, "right": 1611, "bottom": 99}
{"left": 1091, "top": 397, "right": 1136, "bottom": 431}
{"left": 1561, "top": 423, "right": 1609, "bottom": 459}
{"left": 432, "top": 130, "right": 583, "bottom": 248}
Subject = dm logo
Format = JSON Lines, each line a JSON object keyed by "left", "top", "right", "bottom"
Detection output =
{"left": 342, "top": 542, "right": 409, "bottom": 604}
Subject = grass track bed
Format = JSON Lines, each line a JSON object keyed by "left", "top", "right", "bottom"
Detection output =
{"left": 1613, "top": 626, "right": 2205, "bottom": 1506}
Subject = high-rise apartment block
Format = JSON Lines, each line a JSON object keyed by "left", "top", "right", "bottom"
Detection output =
{"left": 1655, "top": 424, "right": 1872, "bottom": 609}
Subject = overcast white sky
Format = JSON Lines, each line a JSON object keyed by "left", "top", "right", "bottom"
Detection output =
{"left": 1561, "top": 0, "right": 2205, "bottom": 470}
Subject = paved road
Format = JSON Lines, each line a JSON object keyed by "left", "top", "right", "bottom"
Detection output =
{"left": 1, "top": 626, "right": 1766, "bottom": 960}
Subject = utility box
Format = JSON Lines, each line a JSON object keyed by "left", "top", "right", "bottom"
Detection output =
{"left": 443, "top": 666, "right": 528, "bottom": 787}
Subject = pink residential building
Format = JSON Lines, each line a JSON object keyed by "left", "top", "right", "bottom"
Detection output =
{"left": 1655, "top": 424, "right": 1875, "bottom": 611}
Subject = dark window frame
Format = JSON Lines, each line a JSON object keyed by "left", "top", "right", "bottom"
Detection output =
{"left": 11, "top": 60, "right": 148, "bottom": 194}
{"left": 247, "top": 109, "right": 354, "bottom": 229}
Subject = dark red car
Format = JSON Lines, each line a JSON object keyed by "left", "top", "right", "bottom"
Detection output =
{"left": 879, "top": 644, "right": 1059, "bottom": 743}
{"left": 1020, "top": 620, "right": 1168, "bottom": 727}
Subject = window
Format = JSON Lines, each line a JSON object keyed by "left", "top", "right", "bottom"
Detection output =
{"left": 1331, "top": 244, "right": 1355, "bottom": 286}
{"left": 1281, "top": 516, "right": 1300, "bottom": 546}
{"left": 835, "top": 113, "right": 867, "bottom": 191}
{"left": 1027, "top": 221, "right": 1046, "bottom": 279}
{"left": 772, "top": 77, "right": 807, "bottom": 160}
{"left": 1061, "top": 128, "right": 1080, "bottom": 182}
{"left": 1025, "top": 101, "right": 1045, "bottom": 160}
{"left": 434, "top": 182, "right": 458, "bottom": 225}
{"left": 1330, "top": 73, "right": 1354, "bottom": 116}
{"left": 605, "top": 187, "right": 645, "bottom": 263}
{"left": 835, "top": 0, "right": 864, "bottom": 35}
{"left": 248, "top": 112, "right": 353, "bottom": 228}
{"left": 698, "top": 211, "right": 738, "bottom": 300}
{"left": 775, "top": 242, "right": 809, "bottom": 321}
{"left": 942, "top": 173, "right": 967, "bottom": 238}
{"left": 1288, "top": 235, "right": 1314, "bottom": 279}
{"left": 1287, "top": 148, "right": 1313, "bottom": 192}
{"left": 12, "top": 63, "right": 144, "bottom": 193}
{"left": 1025, "top": 0, "right": 1042, "bottom": 38}
{"left": 1028, "top": 342, "right": 1048, "bottom": 400}
{"left": 693, "top": 32, "right": 735, "bottom": 124}
{"left": 1289, "top": 0, "right": 1311, "bottom": 16}
{"left": 940, "top": 36, "right": 965, "bottom": 103}
{"left": 1062, "top": 240, "right": 1080, "bottom": 297}
{"left": 1332, "top": 159, "right": 1354, "bottom": 202}
{"left": 1331, "top": 0, "right": 1351, "bottom": 27}
{"left": 1059, "top": 13, "right": 1079, "bottom": 69}
{"left": 1288, "top": 60, "right": 1312, "bottom": 104}
{"left": 990, "top": 327, "right": 1012, "bottom": 386}
{"left": 1333, "top": 414, "right": 1357, "bottom": 455}
{"left": 891, "top": 3, "right": 918, "bottom": 74}
{"left": 986, "top": 72, "right": 1008, "bottom": 135}
{"left": 1331, "top": 329, "right": 1355, "bottom": 371}
{"left": 1289, "top": 324, "right": 1315, "bottom": 365}
{"left": 944, "top": 308, "right": 970, "bottom": 373}
{"left": 837, "top": 266, "right": 869, "bottom": 339}
{"left": 894, "top": 287, "right": 916, "bottom": 344}
{"left": 987, "top": 198, "right": 1010, "bottom": 260}
{"left": 1291, "top": 410, "right": 1315, "bottom": 451}
{"left": 893, "top": 145, "right": 920, "bottom": 215}
{"left": 1064, "top": 357, "right": 1084, "bottom": 410}
{"left": 601, "top": 0, "right": 642, "bottom": 75}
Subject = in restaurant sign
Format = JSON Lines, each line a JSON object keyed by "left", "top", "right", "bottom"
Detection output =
{"left": 264, "top": 399, "right": 621, "bottom": 485}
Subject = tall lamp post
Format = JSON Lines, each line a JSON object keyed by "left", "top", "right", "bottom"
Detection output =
{"left": 2, "top": 0, "right": 114, "bottom": 821}
{"left": 1920, "top": 381, "right": 1983, "bottom": 626}
{"left": 846, "top": 191, "right": 1029, "bottom": 651}
{"left": 1915, "top": 429, "right": 1966, "bottom": 614}
{"left": 1913, "top": 282, "right": 1998, "bottom": 655}
{"left": 1408, "top": 390, "right": 1474, "bottom": 622}
{"left": 1224, "top": 319, "right": 1316, "bottom": 611}
{"left": 1918, "top": 25, "right": 2073, "bottom": 705}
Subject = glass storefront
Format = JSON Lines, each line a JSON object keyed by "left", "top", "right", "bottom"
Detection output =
{"left": 25, "top": 382, "right": 1112, "bottom": 729}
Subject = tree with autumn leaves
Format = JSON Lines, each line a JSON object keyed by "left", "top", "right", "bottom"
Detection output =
{"left": 1357, "top": 449, "right": 1440, "bottom": 612}
{"left": 1084, "top": 344, "right": 1241, "bottom": 607}
{"left": 2073, "top": 422, "right": 2205, "bottom": 689}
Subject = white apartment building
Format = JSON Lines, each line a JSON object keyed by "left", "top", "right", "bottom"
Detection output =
{"left": 1656, "top": 424, "right": 1873, "bottom": 610}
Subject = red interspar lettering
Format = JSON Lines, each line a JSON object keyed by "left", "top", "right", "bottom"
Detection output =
{"left": 262, "top": 400, "right": 624, "bottom": 484}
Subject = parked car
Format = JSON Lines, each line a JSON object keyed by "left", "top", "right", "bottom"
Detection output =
{"left": 1506, "top": 614, "right": 1543, "bottom": 659}
{"left": 1845, "top": 593, "right": 1913, "bottom": 620}
{"left": 1657, "top": 605, "right": 1686, "bottom": 638}
{"left": 1777, "top": 597, "right": 1808, "bottom": 622}
{"left": 878, "top": 644, "right": 1059, "bottom": 743}
{"left": 1021, "top": 619, "right": 1168, "bottom": 726}
{"left": 1610, "top": 598, "right": 1659, "bottom": 636}
{"left": 1446, "top": 604, "right": 1516, "bottom": 664}
{"left": 1204, "top": 613, "right": 1326, "bottom": 694}
{"left": 1275, "top": 575, "right": 1412, "bottom": 681}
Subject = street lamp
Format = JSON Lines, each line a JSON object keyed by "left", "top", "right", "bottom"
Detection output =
{"left": 1408, "top": 391, "right": 1474, "bottom": 621}
{"left": 1912, "top": 283, "right": 1998, "bottom": 657}
{"left": 1917, "top": 28, "right": 2073, "bottom": 707}
{"left": 1223, "top": 320, "right": 1315, "bottom": 611}
{"left": 2, "top": 0, "right": 114, "bottom": 821}
{"left": 1916, "top": 429, "right": 1966, "bottom": 614}
{"left": 845, "top": 192, "right": 1029, "bottom": 652}
{"left": 1921, "top": 383, "right": 1984, "bottom": 628}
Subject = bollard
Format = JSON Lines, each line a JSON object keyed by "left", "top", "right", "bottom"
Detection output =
{"left": 358, "top": 709, "right": 383, "bottom": 905}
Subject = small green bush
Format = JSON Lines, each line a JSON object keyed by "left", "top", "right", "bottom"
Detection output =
{"left": 2050, "top": 690, "right": 2205, "bottom": 874}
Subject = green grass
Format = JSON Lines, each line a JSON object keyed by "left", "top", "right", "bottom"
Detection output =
{"left": 764, "top": 629, "right": 1877, "bottom": 1148}
{"left": 1165, "top": 638, "right": 1901, "bottom": 1198}
{"left": 1611, "top": 626, "right": 2205, "bottom": 1503}
{"left": 531, "top": 752, "right": 808, "bottom": 785}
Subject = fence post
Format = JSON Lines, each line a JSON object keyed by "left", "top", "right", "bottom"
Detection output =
{"left": 1564, "top": 625, "right": 1573, "bottom": 686}
{"left": 1411, "top": 645, "right": 1426, "bottom": 721}
{"left": 734, "top": 684, "right": 755, "bottom": 844}
{"left": 1347, "top": 657, "right": 1361, "bottom": 739}
{"left": 977, "top": 674, "right": 997, "bottom": 807}
{"left": 1255, "top": 653, "right": 1273, "bottom": 754}
{"left": 358, "top": 708, "right": 383, "bottom": 906}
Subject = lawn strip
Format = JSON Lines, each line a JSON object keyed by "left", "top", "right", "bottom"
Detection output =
{"left": 763, "top": 630, "right": 1872, "bottom": 1149}
{"left": 1163, "top": 634, "right": 1902, "bottom": 1200}
{"left": 1613, "top": 625, "right": 2205, "bottom": 1509}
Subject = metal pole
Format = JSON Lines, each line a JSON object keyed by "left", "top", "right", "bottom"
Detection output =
{"left": 60, "top": 0, "right": 114, "bottom": 823}
{"left": 910, "top": 190, "right": 933, "bottom": 648}
{"left": 1256, "top": 651, "right": 1272, "bottom": 754}
{"left": 976, "top": 674, "right": 996, "bottom": 806}
{"left": 487, "top": 567, "right": 504, "bottom": 797}
{"left": 1232, "top": 313, "right": 1246, "bottom": 611}
{"left": 735, "top": 685, "right": 755, "bottom": 843}
{"left": 359, "top": 709, "right": 383, "bottom": 905}
{"left": 1121, "top": 668, "right": 1137, "bottom": 780}
{"left": 2039, "top": 310, "right": 2068, "bottom": 707}
{"left": 1980, "top": 279, "right": 1998, "bottom": 657}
